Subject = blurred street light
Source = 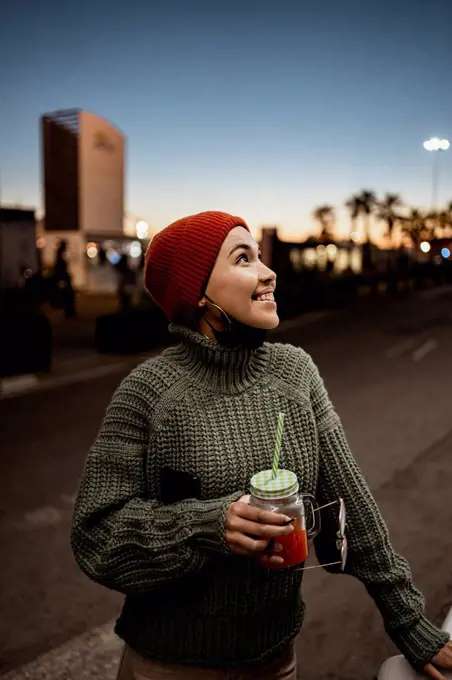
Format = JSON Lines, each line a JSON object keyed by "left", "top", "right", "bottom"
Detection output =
{"left": 129, "top": 241, "right": 142, "bottom": 258}
{"left": 136, "top": 220, "right": 149, "bottom": 240}
{"left": 107, "top": 250, "right": 121, "bottom": 265}
{"left": 86, "top": 242, "right": 98, "bottom": 259}
{"left": 326, "top": 244, "right": 338, "bottom": 259}
{"left": 420, "top": 241, "right": 431, "bottom": 253}
{"left": 423, "top": 137, "right": 450, "bottom": 214}
{"left": 423, "top": 138, "right": 450, "bottom": 151}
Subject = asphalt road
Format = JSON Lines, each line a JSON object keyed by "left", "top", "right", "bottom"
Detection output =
{"left": 1, "top": 287, "right": 452, "bottom": 679}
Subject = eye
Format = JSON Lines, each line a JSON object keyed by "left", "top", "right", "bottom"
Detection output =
{"left": 236, "top": 251, "right": 262, "bottom": 264}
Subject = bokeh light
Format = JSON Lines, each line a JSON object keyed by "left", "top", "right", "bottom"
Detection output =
{"left": 136, "top": 220, "right": 149, "bottom": 239}
{"left": 129, "top": 241, "right": 142, "bottom": 258}
{"left": 86, "top": 243, "right": 98, "bottom": 259}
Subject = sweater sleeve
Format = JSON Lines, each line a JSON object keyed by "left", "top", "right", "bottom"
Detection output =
{"left": 308, "top": 360, "right": 449, "bottom": 672}
{"left": 70, "top": 370, "right": 242, "bottom": 595}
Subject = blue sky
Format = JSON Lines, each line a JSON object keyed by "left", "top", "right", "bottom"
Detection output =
{"left": 1, "top": 0, "right": 452, "bottom": 242}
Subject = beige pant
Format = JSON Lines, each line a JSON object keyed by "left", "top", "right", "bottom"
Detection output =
{"left": 116, "top": 643, "right": 297, "bottom": 680}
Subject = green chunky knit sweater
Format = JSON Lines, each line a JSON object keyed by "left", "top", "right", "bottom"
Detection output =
{"left": 71, "top": 325, "right": 449, "bottom": 671}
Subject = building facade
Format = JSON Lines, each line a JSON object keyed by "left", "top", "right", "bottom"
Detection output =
{"left": 41, "top": 109, "right": 125, "bottom": 288}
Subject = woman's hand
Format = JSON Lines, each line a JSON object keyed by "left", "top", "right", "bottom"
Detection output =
{"left": 424, "top": 641, "right": 452, "bottom": 679}
{"left": 225, "top": 494, "right": 294, "bottom": 565}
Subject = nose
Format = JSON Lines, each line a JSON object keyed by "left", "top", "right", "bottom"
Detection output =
{"left": 259, "top": 262, "right": 277, "bottom": 285}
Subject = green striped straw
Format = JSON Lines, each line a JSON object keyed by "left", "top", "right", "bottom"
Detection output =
{"left": 271, "top": 412, "right": 285, "bottom": 479}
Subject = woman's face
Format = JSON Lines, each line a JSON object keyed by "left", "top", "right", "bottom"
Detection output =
{"left": 199, "top": 226, "right": 279, "bottom": 330}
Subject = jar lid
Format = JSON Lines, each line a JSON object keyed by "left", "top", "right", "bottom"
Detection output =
{"left": 250, "top": 469, "right": 299, "bottom": 500}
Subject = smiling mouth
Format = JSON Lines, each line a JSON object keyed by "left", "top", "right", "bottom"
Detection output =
{"left": 252, "top": 293, "right": 276, "bottom": 303}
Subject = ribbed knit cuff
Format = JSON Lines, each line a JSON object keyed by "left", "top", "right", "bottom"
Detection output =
{"left": 187, "top": 491, "right": 245, "bottom": 556}
{"left": 392, "top": 615, "right": 450, "bottom": 671}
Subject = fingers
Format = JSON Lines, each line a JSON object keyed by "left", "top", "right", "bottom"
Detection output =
{"left": 424, "top": 663, "right": 447, "bottom": 680}
{"left": 226, "top": 530, "right": 270, "bottom": 555}
{"left": 233, "top": 545, "right": 284, "bottom": 566}
{"left": 226, "top": 525, "right": 291, "bottom": 558}
{"left": 430, "top": 641, "right": 452, "bottom": 669}
{"left": 231, "top": 500, "right": 292, "bottom": 527}
{"left": 439, "top": 640, "right": 452, "bottom": 661}
{"left": 262, "top": 553, "right": 285, "bottom": 566}
{"left": 228, "top": 516, "right": 294, "bottom": 538}
{"left": 225, "top": 499, "right": 295, "bottom": 563}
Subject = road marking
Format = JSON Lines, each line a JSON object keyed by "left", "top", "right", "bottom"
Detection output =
{"left": 0, "top": 362, "right": 132, "bottom": 400}
{"left": 385, "top": 338, "right": 417, "bottom": 359}
{"left": 23, "top": 506, "right": 63, "bottom": 528}
{"left": 0, "top": 350, "right": 160, "bottom": 401}
{"left": 0, "top": 619, "right": 121, "bottom": 680}
{"left": 0, "top": 374, "right": 39, "bottom": 396}
{"left": 412, "top": 339, "right": 438, "bottom": 362}
{"left": 61, "top": 493, "right": 77, "bottom": 506}
{"left": 1, "top": 501, "right": 76, "bottom": 532}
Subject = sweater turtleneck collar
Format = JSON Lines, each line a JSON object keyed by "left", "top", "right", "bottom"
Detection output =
{"left": 165, "top": 324, "right": 270, "bottom": 394}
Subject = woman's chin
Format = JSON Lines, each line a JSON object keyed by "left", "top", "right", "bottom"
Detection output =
{"left": 230, "top": 302, "right": 279, "bottom": 330}
{"left": 264, "top": 315, "right": 280, "bottom": 330}
{"left": 249, "top": 309, "right": 280, "bottom": 330}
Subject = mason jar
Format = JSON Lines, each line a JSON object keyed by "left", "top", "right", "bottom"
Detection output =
{"left": 249, "top": 469, "right": 320, "bottom": 569}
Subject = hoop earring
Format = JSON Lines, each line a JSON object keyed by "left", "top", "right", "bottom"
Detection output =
{"left": 204, "top": 295, "right": 232, "bottom": 332}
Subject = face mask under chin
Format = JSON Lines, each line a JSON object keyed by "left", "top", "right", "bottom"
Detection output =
{"left": 202, "top": 297, "right": 268, "bottom": 349}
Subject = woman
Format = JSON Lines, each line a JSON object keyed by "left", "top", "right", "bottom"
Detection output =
{"left": 71, "top": 211, "right": 452, "bottom": 679}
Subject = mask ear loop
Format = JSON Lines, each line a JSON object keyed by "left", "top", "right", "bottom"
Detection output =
{"left": 203, "top": 294, "right": 232, "bottom": 332}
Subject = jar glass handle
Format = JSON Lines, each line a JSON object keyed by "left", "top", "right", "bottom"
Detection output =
{"left": 301, "top": 493, "right": 321, "bottom": 539}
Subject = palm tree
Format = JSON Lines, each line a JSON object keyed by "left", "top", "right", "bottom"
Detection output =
{"left": 312, "top": 205, "right": 335, "bottom": 242}
{"left": 377, "top": 193, "right": 403, "bottom": 246}
{"left": 345, "top": 195, "right": 362, "bottom": 240}
{"left": 425, "top": 208, "right": 452, "bottom": 239}
{"left": 444, "top": 202, "right": 452, "bottom": 236}
{"left": 356, "top": 190, "right": 378, "bottom": 243}
{"left": 437, "top": 211, "right": 449, "bottom": 238}
{"left": 401, "top": 209, "right": 429, "bottom": 249}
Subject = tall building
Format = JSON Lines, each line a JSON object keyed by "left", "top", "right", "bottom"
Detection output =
{"left": 41, "top": 108, "right": 126, "bottom": 288}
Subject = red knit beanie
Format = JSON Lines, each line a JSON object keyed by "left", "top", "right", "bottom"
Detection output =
{"left": 144, "top": 211, "right": 250, "bottom": 326}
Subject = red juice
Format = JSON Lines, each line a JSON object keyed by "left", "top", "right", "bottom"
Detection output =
{"left": 262, "top": 517, "right": 308, "bottom": 569}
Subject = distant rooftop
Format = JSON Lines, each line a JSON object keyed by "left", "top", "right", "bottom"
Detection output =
{"left": 42, "top": 108, "right": 81, "bottom": 134}
{"left": 0, "top": 206, "right": 35, "bottom": 221}
{"left": 41, "top": 108, "right": 124, "bottom": 136}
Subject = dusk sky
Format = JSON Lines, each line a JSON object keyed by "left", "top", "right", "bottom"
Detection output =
{"left": 1, "top": 0, "right": 452, "bottom": 242}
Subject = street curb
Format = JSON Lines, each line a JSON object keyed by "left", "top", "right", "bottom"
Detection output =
{"left": 0, "top": 374, "right": 40, "bottom": 397}
{"left": 0, "top": 310, "right": 332, "bottom": 400}
{"left": 0, "top": 351, "right": 161, "bottom": 401}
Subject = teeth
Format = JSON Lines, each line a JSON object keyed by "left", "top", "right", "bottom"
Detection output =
{"left": 255, "top": 293, "right": 275, "bottom": 302}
